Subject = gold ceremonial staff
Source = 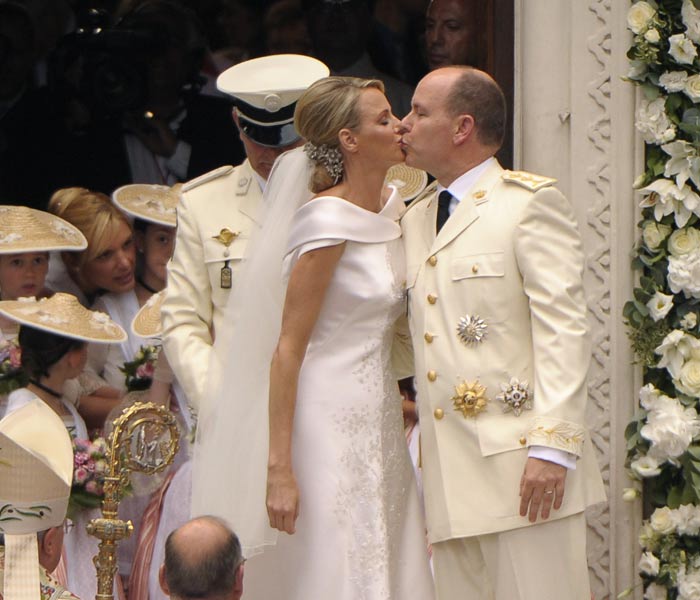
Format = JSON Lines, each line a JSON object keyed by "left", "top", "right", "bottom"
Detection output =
{"left": 87, "top": 401, "right": 180, "bottom": 600}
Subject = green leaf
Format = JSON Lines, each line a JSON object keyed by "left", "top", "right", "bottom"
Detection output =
{"left": 667, "top": 93, "right": 683, "bottom": 113}
{"left": 634, "top": 287, "right": 653, "bottom": 304}
{"left": 689, "top": 469, "right": 700, "bottom": 491}
{"left": 687, "top": 445, "right": 700, "bottom": 461}
{"left": 640, "top": 276, "right": 658, "bottom": 292}
{"left": 634, "top": 300, "right": 650, "bottom": 316}
{"left": 668, "top": 484, "right": 683, "bottom": 508}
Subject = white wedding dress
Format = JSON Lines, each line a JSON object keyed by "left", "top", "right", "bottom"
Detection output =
{"left": 241, "top": 189, "right": 434, "bottom": 599}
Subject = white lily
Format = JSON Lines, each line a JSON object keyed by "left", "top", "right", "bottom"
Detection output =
{"left": 640, "top": 178, "right": 700, "bottom": 227}
{"left": 662, "top": 140, "right": 700, "bottom": 189}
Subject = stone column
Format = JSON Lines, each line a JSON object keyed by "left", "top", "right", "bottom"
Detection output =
{"left": 516, "top": 1, "right": 642, "bottom": 597}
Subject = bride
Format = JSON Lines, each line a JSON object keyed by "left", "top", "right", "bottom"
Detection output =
{"left": 192, "top": 77, "right": 434, "bottom": 599}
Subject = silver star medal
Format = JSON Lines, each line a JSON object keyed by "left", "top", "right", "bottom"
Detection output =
{"left": 497, "top": 377, "right": 533, "bottom": 416}
{"left": 456, "top": 314, "right": 488, "bottom": 345}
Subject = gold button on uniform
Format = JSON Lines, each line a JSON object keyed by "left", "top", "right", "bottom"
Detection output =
{"left": 427, "top": 370, "right": 437, "bottom": 382}
{"left": 471, "top": 264, "right": 479, "bottom": 274}
{"left": 519, "top": 436, "right": 527, "bottom": 446}
{"left": 434, "top": 408, "right": 444, "bottom": 420}
{"left": 428, "top": 255, "right": 438, "bottom": 266}
{"left": 424, "top": 332, "right": 434, "bottom": 343}
{"left": 427, "top": 294, "right": 437, "bottom": 304}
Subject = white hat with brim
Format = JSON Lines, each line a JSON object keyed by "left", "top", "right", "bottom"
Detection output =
{"left": 217, "top": 54, "right": 329, "bottom": 148}
{"left": 112, "top": 184, "right": 181, "bottom": 227}
{"left": 0, "top": 399, "right": 73, "bottom": 600}
{"left": 0, "top": 206, "right": 87, "bottom": 254}
{"left": 0, "top": 293, "right": 127, "bottom": 344}
{"left": 384, "top": 164, "right": 429, "bottom": 202}
{"left": 131, "top": 290, "right": 165, "bottom": 338}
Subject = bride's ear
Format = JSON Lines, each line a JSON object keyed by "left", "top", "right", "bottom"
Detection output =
{"left": 338, "top": 128, "right": 358, "bottom": 154}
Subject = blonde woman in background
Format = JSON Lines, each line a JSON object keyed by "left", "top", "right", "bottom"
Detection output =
{"left": 46, "top": 187, "right": 136, "bottom": 428}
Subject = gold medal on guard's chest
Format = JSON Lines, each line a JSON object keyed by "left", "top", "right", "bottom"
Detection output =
{"left": 212, "top": 228, "right": 239, "bottom": 290}
{"left": 220, "top": 262, "right": 232, "bottom": 289}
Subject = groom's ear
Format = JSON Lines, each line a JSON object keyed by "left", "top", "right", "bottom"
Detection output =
{"left": 338, "top": 128, "right": 358, "bottom": 154}
{"left": 453, "top": 114, "right": 475, "bottom": 146}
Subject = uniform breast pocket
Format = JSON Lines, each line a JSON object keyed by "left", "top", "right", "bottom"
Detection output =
{"left": 451, "top": 251, "right": 510, "bottom": 323}
{"left": 203, "top": 237, "right": 246, "bottom": 305}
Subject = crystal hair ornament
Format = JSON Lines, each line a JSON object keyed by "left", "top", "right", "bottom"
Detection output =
{"left": 303, "top": 142, "right": 344, "bottom": 184}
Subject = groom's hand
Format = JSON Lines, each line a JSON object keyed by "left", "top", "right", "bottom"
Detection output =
{"left": 267, "top": 464, "right": 300, "bottom": 534}
{"left": 519, "top": 457, "right": 567, "bottom": 522}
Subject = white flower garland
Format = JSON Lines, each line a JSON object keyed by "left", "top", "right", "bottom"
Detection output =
{"left": 624, "top": 1, "right": 700, "bottom": 597}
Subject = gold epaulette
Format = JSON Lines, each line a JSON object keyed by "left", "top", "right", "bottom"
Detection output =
{"left": 501, "top": 170, "right": 557, "bottom": 192}
{"left": 182, "top": 165, "right": 234, "bottom": 192}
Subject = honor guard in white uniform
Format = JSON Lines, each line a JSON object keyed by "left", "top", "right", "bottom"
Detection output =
{"left": 399, "top": 67, "right": 605, "bottom": 599}
{"left": 161, "top": 55, "right": 329, "bottom": 411}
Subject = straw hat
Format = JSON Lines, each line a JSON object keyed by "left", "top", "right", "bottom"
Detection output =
{"left": 0, "top": 206, "right": 87, "bottom": 254}
{"left": 384, "top": 164, "right": 429, "bottom": 202}
{"left": 0, "top": 398, "right": 73, "bottom": 600}
{"left": 131, "top": 290, "right": 165, "bottom": 338}
{"left": 112, "top": 184, "right": 181, "bottom": 227}
{"left": 0, "top": 293, "right": 127, "bottom": 344}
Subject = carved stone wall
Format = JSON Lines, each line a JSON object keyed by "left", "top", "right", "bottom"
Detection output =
{"left": 517, "top": 1, "right": 641, "bottom": 597}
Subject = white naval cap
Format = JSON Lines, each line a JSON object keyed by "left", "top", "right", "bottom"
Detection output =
{"left": 217, "top": 54, "right": 329, "bottom": 148}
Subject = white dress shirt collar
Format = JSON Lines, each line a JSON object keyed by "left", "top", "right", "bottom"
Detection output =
{"left": 437, "top": 156, "right": 496, "bottom": 214}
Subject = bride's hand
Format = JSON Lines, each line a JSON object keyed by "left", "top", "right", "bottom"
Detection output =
{"left": 266, "top": 465, "right": 299, "bottom": 534}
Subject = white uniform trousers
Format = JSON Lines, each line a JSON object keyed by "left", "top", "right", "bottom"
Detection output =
{"left": 432, "top": 512, "right": 591, "bottom": 600}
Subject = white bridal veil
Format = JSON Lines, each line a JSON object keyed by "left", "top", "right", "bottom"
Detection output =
{"left": 191, "top": 147, "right": 313, "bottom": 556}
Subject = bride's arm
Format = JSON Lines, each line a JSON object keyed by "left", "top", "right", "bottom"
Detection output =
{"left": 267, "top": 242, "right": 345, "bottom": 535}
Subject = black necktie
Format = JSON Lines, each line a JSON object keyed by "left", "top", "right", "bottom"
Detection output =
{"left": 436, "top": 190, "right": 452, "bottom": 233}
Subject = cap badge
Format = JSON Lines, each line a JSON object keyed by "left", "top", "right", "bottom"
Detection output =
{"left": 452, "top": 379, "right": 488, "bottom": 418}
{"left": 212, "top": 229, "right": 240, "bottom": 247}
{"left": 264, "top": 93, "right": 283, "bottom": 112}
{"left": 457, "top": 314, "right": 487, "bottom": 346}
{"left": 497, "top": 377, "right": 533, "bottom": 417}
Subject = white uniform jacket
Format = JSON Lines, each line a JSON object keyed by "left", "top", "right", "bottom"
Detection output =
{"left": 401, "top": 160, "right": 605, "bottom": 543}
{"left": 162, "top": 161, "right": 262, "bottom": 410}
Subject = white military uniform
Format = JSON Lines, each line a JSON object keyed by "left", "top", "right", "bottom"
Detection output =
{"left": 162, "top": 160, "right": 262, "bottom": 410}
{"left": 401, "top": 159, "right": 606, "bottom": 599}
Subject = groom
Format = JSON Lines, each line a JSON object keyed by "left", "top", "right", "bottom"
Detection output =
{"left": 398, "top": 66, "right": 606, "bottom": 599}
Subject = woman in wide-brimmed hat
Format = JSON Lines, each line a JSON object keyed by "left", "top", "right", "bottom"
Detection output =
{"left": 47, "top": 187, "right": 136, "bottom": 306}
{"left": 83, "top": 183, "right": 178, "bottom": 393}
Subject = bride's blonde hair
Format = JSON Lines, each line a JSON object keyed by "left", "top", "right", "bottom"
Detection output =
{"left": 295, "top": 76, "right": 385, "bottom": 193}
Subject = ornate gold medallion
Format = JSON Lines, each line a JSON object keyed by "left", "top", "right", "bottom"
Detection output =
{"left": 457, "top": 314, "right": 487, "bottom": 346}
{"left": 496, "top": 377, "right": 533, "bottom": 417}
{"left": 451, "top": 380, "right": 488, "bottom": 418}
{"left": 212, "top": 228, "right": 240, "bottom": 247}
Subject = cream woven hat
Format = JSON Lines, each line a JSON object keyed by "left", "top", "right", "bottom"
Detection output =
{"left": 131, "top": 289, "right": 165, "bottom": 338}
{"left": 0, "top": 398, "right": 73, "bottom": 600}
{"left": 0, "top": 293, "right": 127, "bottom": 344}
{"left": 112, "top": 183, "right": 181, "bottom": 227}
{"left": 384, "top": 164, "right": 429, "bottom": 202}
{"left": 0, "top": 206, "right": 87, "bottom": 254}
